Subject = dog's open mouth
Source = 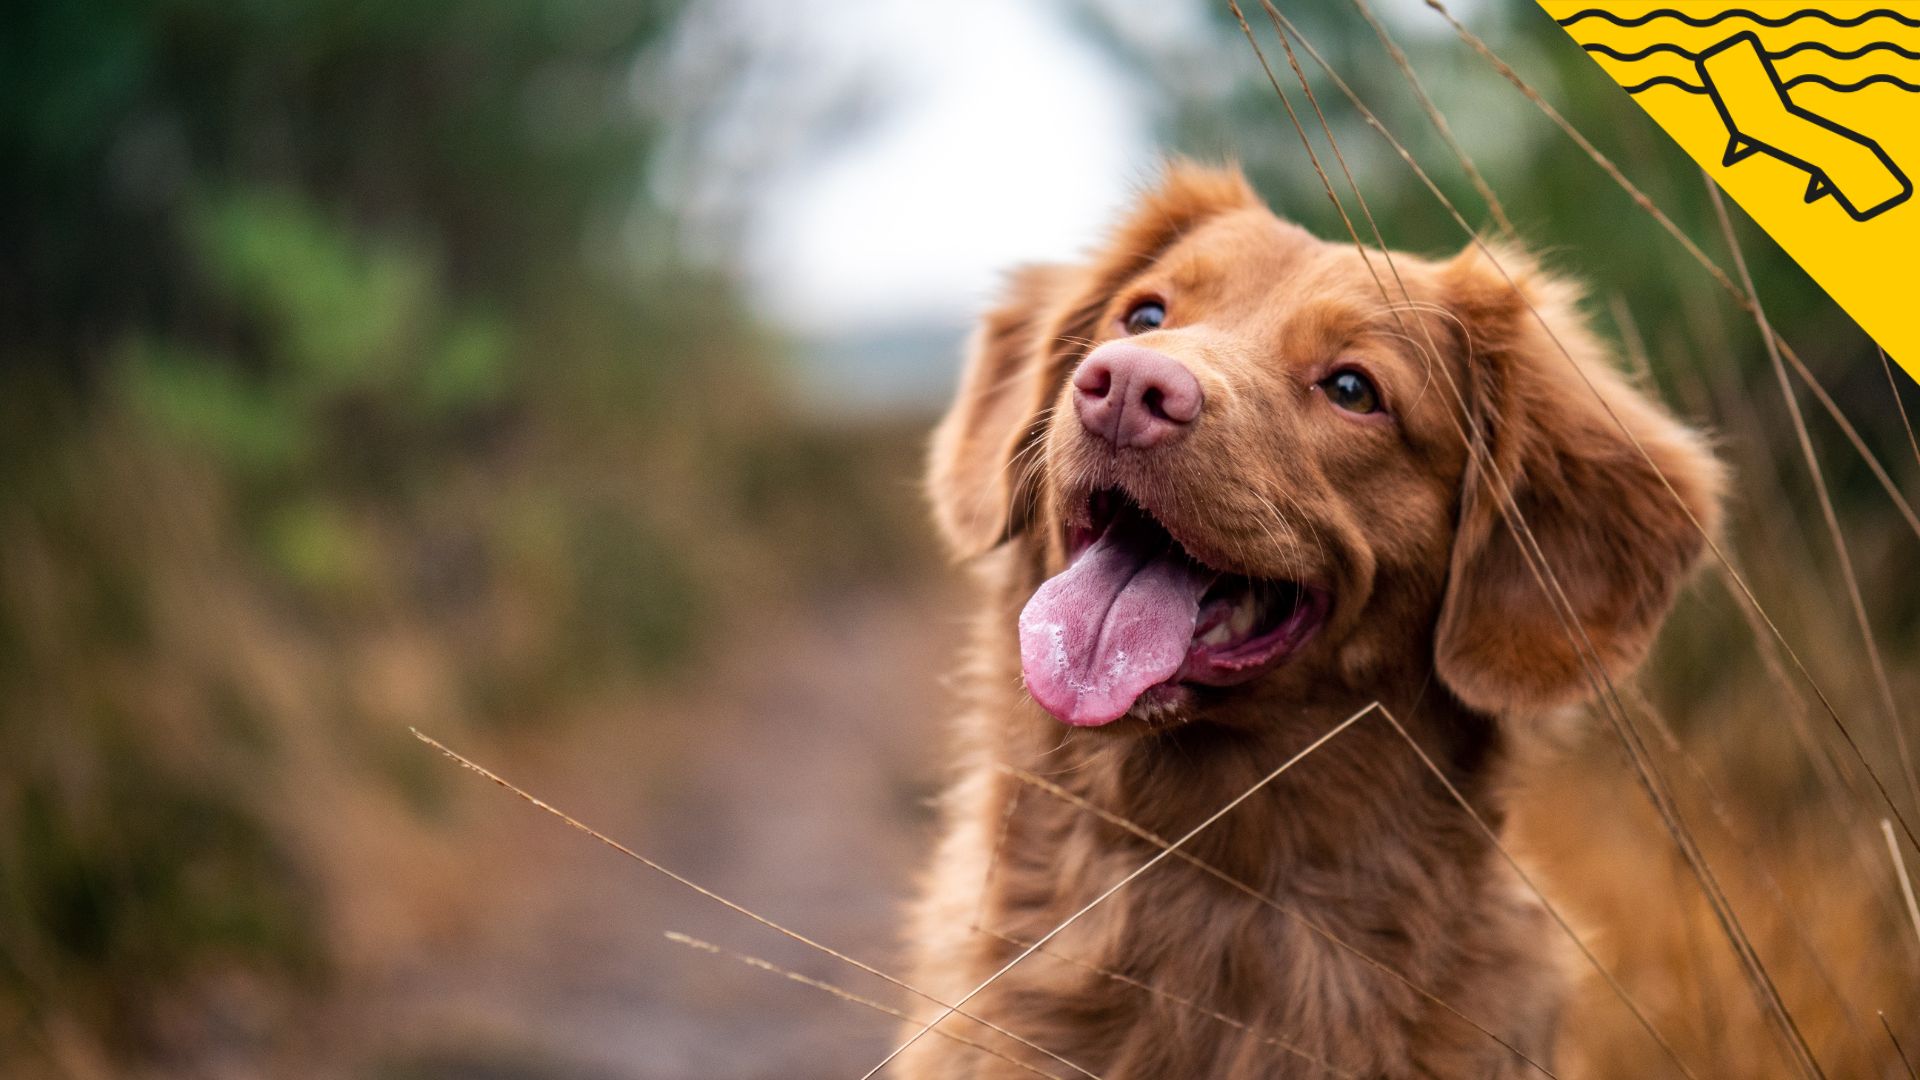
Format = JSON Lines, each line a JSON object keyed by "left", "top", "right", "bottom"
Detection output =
{"left": 1017, "top": 490, "right": 1330, "bottom": 727}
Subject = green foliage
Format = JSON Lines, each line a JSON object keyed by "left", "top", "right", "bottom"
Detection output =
{"left": 2, "top": 747, "right": 322, "bottom": 1045}
{"left": 121, "top": 191, "right": 514, "bottom": 497}
{"left": 0, "top": 0, "right": 782, "bottom": 1066}
{"left": 1, "top": 0, "right": 681, "bottom": 365}
{"left": 123, "top": 338, "right": 311, "bottom": 479}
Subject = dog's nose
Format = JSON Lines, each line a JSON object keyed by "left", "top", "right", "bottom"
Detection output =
{"left": 1072, "top": 343, "right": 1202, "bottom": 449}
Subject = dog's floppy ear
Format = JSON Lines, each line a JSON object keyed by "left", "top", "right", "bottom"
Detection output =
{"left": 927, "top": 263, "right": 1077, "bottom": 557}
{"left": 1433, "top": 246, "right": 1725, "bottom": 716}
{"left": 927, "top": 161, "right": 1262, "bottom": 559}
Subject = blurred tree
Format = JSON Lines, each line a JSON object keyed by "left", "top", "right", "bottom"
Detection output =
{"left": 0, "top": 0, "right": 809, "bottom": 1069}
{"left": 2, "top": 0, "right": 679, "bottom": 372}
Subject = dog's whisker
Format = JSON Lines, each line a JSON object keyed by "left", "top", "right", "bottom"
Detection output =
{"left": 1371, "top": 328, "right": 1442, "bottom": 412}
{"left": 1271, "top": 486, "right": 1330, "bottom": 583}
{"left": 1033, "top": 729, "right": 1075, "bottom": 759}
{"left": 1244, "top": 491, "right": 1295, "bottom": 581}
{"left": 1289, "top": 500, "right": 1333, "bottom": 588}
{"left": 664, "top": 932, "right": 1068, "bottom": 1080}
{"left": 1001, "top": 437, "right": 1047, "bottom": 497}
{"left": 1025, "top": 737, "right": 1103, "bottom": 779}
{"left": 1247, "top": 489, "right": 1319, "bottom": 597}
{"left": 410, "top": 730, "right": 1103, "bottom": 1080}
{"left": 859, "top": 704, "right": 1379, "bottom": 1079}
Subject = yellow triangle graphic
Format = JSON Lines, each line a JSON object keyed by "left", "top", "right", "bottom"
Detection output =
{"left": 1539, "top": 1, "right": 1920, "bottom": 379}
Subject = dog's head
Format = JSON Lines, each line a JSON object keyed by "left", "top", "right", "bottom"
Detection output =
{"left": 929, "top": 163, "right": 1723, "bottom": 731}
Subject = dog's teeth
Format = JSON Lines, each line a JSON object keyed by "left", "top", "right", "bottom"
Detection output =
{"left": 1197, "top": 591, "right": 1261, "bottom": 649}
{"left": 1227, "top": 594, "right": 1258, "bottom": 636}
{"left": 1190, "top": 584, "right": 1267, "bottom": 641}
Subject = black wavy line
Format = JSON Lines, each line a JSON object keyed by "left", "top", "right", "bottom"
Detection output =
{"left": 1622, "top": 75, "right": 1709, "bottom": 93}
{"left": 1622, "top": 72, "right": 1920, "bottom": 93}
{"left": 1559, "top": 7, "right": 1920, "bottom": 29}
{"left": 1586, "top": 41, "right": 1920, "bottom": 62}
{"left": 1783, "top": 72, "right": 1920, "bottom": 91}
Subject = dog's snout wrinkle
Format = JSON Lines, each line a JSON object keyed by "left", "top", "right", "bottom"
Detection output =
{"left": 1074, "top": 342, "right": 1202, "bottom": 450}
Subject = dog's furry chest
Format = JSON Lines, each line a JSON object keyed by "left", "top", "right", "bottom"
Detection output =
{"left": 900, "top": 715, "right": 1566, "bottom": 1080}
{"left": 981, "top": 870, "right": 1432, "bottom": 1075}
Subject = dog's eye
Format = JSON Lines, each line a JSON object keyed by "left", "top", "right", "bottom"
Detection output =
{"left": 1320, "top": 369, "right": 1381, "bottom": 415}
{"left": 1122, "top": 301, "right": 1165, "bottom": 335}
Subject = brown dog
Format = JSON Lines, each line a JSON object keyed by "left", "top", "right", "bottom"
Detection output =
{"left": 899, "top": 163, "right": 1723, "bottom": 1078}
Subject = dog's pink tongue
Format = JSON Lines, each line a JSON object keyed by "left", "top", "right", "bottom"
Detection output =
{"left": 1018, "top": 517, "right": 1211, "bottom": 726}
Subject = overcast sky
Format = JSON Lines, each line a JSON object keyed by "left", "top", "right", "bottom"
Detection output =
{"left": 662, "top": 0, "right": 1215, "bottom": 336}
{"left": 753, "top": 9, "right": 1146, "bottom": 333}
{"left": 657, "top": 0, "right": 1499, "bottom": 376}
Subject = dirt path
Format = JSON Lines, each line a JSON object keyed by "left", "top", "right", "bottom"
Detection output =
{"left": 356, "top": 582, "right": 967, "bottom": 1079}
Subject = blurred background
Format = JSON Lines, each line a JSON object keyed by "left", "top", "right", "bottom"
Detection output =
{"left": 3, "top": 0, "right": 1918, "bottom": 1076}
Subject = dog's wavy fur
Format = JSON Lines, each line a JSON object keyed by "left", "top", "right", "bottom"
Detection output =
{"left": 900, "top": 163, "right": 1724, "bottom": 1078}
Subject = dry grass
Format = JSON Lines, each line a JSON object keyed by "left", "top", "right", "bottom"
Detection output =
{"left": 6, "top": 3, "right": 1920, "bottom": 1077}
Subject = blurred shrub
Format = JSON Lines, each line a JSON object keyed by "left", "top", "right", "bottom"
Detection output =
{"left": 4, "top": 746, "right": 321, "bottom": 1053}
{"left": 0, "top": 0, "right": 835, "bottom": 1069}
{"left": 124, "top": 190, "right": 513, "bottom": 471}
{"left": 120, "top": 189, "right": 520, "bottom": 600}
